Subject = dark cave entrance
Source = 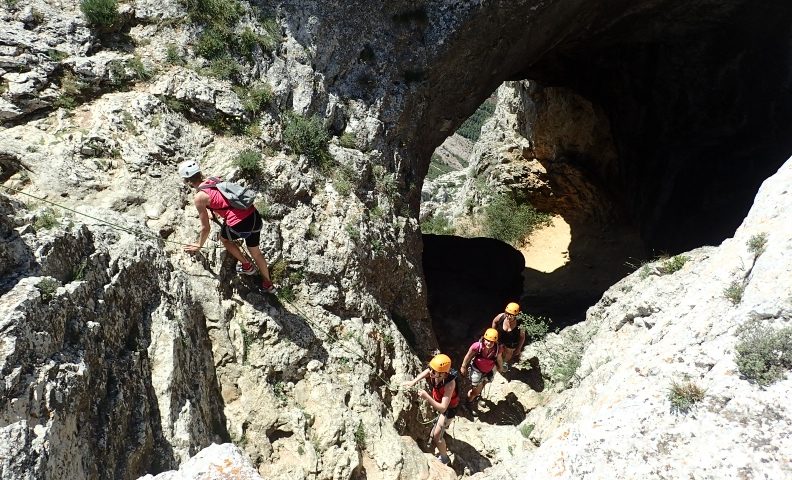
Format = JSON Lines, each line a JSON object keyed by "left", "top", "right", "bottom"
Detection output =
{"left": 422, "top": 234, "right": 524, "bottom": 362}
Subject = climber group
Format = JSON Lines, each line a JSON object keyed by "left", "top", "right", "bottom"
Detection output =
{"left": 178, "top": 160, "right": 276, "bottom": 293}
{"left": 404, "top": 301, "right": 525, "bottom": 466}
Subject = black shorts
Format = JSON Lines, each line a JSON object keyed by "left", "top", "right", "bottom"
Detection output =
{"left": 220, "top": 210, "right": 262, "bottom": 247}
{"left": 502, "top": 342, "right": 519, "bottom": 349}
{"left": 444, "top": 406, "right": 457, "bottom": 419}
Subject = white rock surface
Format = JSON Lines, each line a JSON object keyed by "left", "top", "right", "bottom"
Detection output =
{"left": 472, "top": 158, "right": 792, "bottom": 479}
{"left": 139, "top": 443, "right": 262, "bottom": 480}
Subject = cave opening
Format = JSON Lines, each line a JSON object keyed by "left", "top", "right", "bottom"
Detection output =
{"left": 416, "top": 2, "right": 792, "bottom": 352}
{"left": 420, "top": 81, "right": 649, "bottom": 347}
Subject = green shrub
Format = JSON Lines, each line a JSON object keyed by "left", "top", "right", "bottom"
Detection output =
{"left": 127, "top": 55, "right": 153, "bottom": 81}
{"left": 269, "top": 259, "right": 288, "bottom": 284}
{"left": 233, "top": 149, "right": 262, "bottom": 176}
{"left": 660, "top": 255, "right": 688, "bottom": 274}
{"left": 184, "top": 0, "right": 242, "bottom": 26}
{"left": 207, "top": 55, "right": 241, "bottom": 79}
{"left": 80, "top": 0, "right": 119, "bottom": 29}
{"left": 163, "top": 96, "right": 186, "bottom": 113}
{"left": 520, "top": 423, "right": 534, "bottom": 438}
{"left": 484, "top": 194, "right": 550, "bottom": 245}
{"left": 253, "top": 198, "right": 271, "bottom": 218}
{"left": 245, "top": 122, "right": 262, "bottom": 139}
{"left": 339, "top": 132, "right": 358, "bottom": 149}
{"left": 196, "top": 26, "right": 231, "bottom": 60}
{"left": 237, "top": 25, "right": 280, "bottom": 60}
{"left": 723, "top": 280, "right": 745, "bottom": 305}
{"left": 277, "top": 285, "right": 295, "bottom": 302}
{"left": 345, "top": 223, "right": 360, "bottom": 241}
{"left": 71, "top": 259, "right": 88, "bottom": 281}
{"left": 550, "top": 351, "right": 581, "bottom": 386}
{"left": 372, "top": 165, "right": 398, "bottom": 197}
{"left": 165, "top": 44, "right": 184, "bottom": 65}
{"left": 272, "top": 381, "right": 288, "bottom": 403}
{"left": 30, "top": 8, "right": 44, "bottom": 25}
{"left": 735, "top": 320, "right": 792, "bottom": 386}
{"left": 354, "top": 421, "right": 366, "bottom": 450}
{"left": 34, "top": 207, "right": 59, "bottom": 230}
{"left": 47, "top": 49, "right": 69, "bottom": 62}
{"left": 259, "top": 17, "right": 280, "bottom": 51}
{"left": 36, "top": 278, "right": 61, "bottom": 303}
{"left": 518, "top": 313, "right": 550, "bottom": 343}
{"left": 234, "top": 83, "right": 272, "bottom": 115}
{"left": 668, "top": 379, "right": 706, "bottom": 414}
{"left": 282, "top": 112, "right": 330, "bottom": 167}
{"left": 54, "top": 71, "right": 84, "bottom": 110}
{"left": 239, "top": 322, "right": 254, "bottom": 364}
{"left": 332, "top": 167, "right": 354, "bottom": 196}
{"left": 747, "top": 233, "right": 768, "bottom": 256}
{"left": 456, "top": 98, "right": 496, "bottom": 142}
{"left": 420, "top": 214, "right": 454, "bottom": 235}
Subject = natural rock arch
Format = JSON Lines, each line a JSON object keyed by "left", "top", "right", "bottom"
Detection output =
{"left": 286, "top": 0, "right": 792, "bottom": 252}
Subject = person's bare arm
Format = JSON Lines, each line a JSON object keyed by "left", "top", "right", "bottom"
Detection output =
{"left": 460, "top": 345, "right": 476, "bottom": 376}
{"left": 185, "top": 192, "right": 211, "bottom": 253}
{"left": 491, "top": 313, "right": 503, "bottom": 329}
{"left": 402, "top": 368, "right": 430, "bottom": 388}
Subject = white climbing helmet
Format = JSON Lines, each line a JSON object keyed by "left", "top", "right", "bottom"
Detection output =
{"left": 178, "top": 160, "right": 201, "bottom": 179}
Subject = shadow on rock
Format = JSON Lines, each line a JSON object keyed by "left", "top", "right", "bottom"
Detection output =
{"left": 448, "top": 435, "right": 492, "bottom": 475}
{"left": 504, "top": 356, "right": 545, "bottom": 392}
{"left": 473, "top": 392, "right": 526, "bottom": 426}
{"left": 222, "top": 265, "right": 329, "bottom": 363}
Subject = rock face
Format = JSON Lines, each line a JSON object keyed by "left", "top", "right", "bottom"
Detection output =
{"left": 473, "top": 158, "right": 792, "bottom": 479}
{"left": 0, "top": 201, "right": 226, "bottom": 479}
{"left": 423, "top": 81, "right": 646, "bottom": 324}
{"left": 140, "top": 443, "right": 262, "bottom": 480}
{"left": 2, "top": 0, "right": 792, "bottom": 479}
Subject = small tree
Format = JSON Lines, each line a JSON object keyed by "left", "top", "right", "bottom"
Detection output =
{"left": 233, "top": 149, "right": 262, "bottom": 177}
{"left": 80, "top": 0, "right": 119, "bottom": 29}
{"left": 735, "top": 320, "right": 792, "bottom": 386}
{"left": 282, "top": 113, "right": 330, "bottom": 167}
{"left": 484, "top": 194, "right": 550, "bottom": 245}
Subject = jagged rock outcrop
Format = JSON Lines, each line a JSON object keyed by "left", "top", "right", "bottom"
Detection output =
{"left": 422, "top": 80, "right": 622, "bottom": 228}
{"left": 140, "top": 443, "right": 262, "bottom": 480}
{"left": 3, "top": 0, "right": 792, "bottom": 479}
{"left": 0, "top": 198, "right": 226, "bottom": 479}
{"left": 472, "top": 158, "right": 792, "bottom": 479}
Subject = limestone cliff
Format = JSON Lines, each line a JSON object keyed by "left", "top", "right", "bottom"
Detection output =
{"left": 2, "top": 0, "right": 792, "bottom": 479}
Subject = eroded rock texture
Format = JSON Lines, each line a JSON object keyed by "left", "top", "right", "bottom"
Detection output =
{"left": 1, "top": 0, "right": 791, "bottom": 479}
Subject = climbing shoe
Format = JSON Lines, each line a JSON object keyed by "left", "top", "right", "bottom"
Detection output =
{"left": 261, "top": 280, "right": 277, "bottom": 294}
{"left": 236, "top": 262, "right": 257, "bottom": 275}
{"left": 437, "top": 454, "right": 450, "bottom": 465}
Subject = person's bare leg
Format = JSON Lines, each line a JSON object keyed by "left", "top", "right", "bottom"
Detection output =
{"left": 247, "top": 246, "right": 273, "bottom": 283}
{"left": 432, "top": 415, "right": 450, "bottom": 458}
{"left": 502, "top": 347, "right": 514, "bottom": 364}
{"left": 467, "top": 382, "right": 484, "bottom": 402}
{"left": 221, "top": 238, "right": 248, "bottom": 264}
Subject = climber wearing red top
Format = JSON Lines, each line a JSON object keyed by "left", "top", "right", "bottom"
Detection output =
{"left": 402, "top": 354, "right": 459, "bottom": 466}
{"left": 178, "top": 160, "right": 275, "bottom": 293}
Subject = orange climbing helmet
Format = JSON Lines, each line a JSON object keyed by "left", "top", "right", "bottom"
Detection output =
{"left": 429, "top": 354, "right": 452, "bottom": 373}
{"left": 483, "top": 328, "right": 499, "bottom": 342}
{"left": 505, "top": 302, "right": 520, "bottom": 315}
